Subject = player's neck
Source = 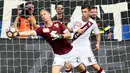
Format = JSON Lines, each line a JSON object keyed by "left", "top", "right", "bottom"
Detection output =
{"left": 82, "top": 16, "right": 89, "bottom": 22}
{"left": 44, "top": 20, "right": 53, "bottom": 27}
{"left": 90, "top": 16, "right": 96, "bottom": 20}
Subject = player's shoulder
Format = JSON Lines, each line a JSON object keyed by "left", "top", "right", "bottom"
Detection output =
{"left": 89, "top": 18, "right": 96, "bottom": 24}
{"left": 52, "top": 21, "right": 66, "bottom": 28}
{"left": 70, "top": 16, "right": 82, "bottom": 22}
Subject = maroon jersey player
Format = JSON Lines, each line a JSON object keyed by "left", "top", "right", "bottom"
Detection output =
{"left": 35, "top": 21, "right": 72, "bottom": 55}
{"left": 15, "top": 9, "right": 87, "bottom": 73}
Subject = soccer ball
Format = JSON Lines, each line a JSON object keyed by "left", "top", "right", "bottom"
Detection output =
{"left": 6, "top": 27, "right": 18, "bottom": 38}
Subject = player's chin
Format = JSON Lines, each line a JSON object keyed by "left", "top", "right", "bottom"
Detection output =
{"left": 42, "top": 18, "right": 46, "bottom": 21}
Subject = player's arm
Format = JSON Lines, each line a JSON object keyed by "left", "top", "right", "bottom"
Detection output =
{"left": 67, "top": 21, "right": 73, "bottom": 33}
{"left": 19, "top": 30, "right": 36, "bottom": 37}
{"left": 51, "top": 22, "right": 71, "bottom": 40}
{"left": 12, "top": 16, "right": 20, "bottom": 28}
{"left": 18, "top": 27, "right": 42, "bottom": 37}
{"left": 60, "top": 22, "right": 71, "bottom": 39}
{"left": 67, "top": 20, "right": 85, "bottom": 34}
{"left": 62, "top": 29, "right": 71, "bottom": 39}
{"left": 95, "top": 33, "right": 101, "bottom": 50}
{"left": 67, "top": 26, "right": 85, "bottom": 34}
{"left": 51, "top": 29, "right": 71, "bottom": 40}
{"left": 93, "top": 23, "right": 101, "bottom": 50}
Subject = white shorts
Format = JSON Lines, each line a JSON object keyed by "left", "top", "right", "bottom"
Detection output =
{"left": 81, "top": 50, "right": 97, "bottom": 66}
{"left": 52, "top": 48, "right": 82, "bottom": 67}
{"left": 72, "top": 42, "right": 97, "bottom": 66}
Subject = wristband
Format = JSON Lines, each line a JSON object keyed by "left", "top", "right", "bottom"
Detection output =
{"left": 73, "top": 29, "right": 78, "bottom": 33}
{"left": 58, "top": 34, "right": 64, "bottom": 39}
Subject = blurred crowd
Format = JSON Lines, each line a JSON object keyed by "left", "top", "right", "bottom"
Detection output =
{"left": 11, "top": 2, "right": 113, "bottom": 40}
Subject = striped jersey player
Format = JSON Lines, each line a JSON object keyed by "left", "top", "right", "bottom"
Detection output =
{"left": 67, "top": 5, "right": 105, "bottom": 73}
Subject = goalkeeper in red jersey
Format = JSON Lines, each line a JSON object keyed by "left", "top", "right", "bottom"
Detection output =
{"left": 12, "top": 9, "right": 88, "bottom": 73}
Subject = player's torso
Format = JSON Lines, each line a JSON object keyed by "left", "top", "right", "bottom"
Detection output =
{"left": 40, "top": 22, "right": 72, "bottom": 55}
{"left": 72, "top": 17, "right": 95, "bottom": 44}
{"left": 41, "top": 22, "right": 63, "bottom": 41}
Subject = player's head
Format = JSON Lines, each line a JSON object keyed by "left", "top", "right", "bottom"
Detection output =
{"left": 90, "top": 6, "right": 98, "bottom": 18}
{"left": 81, "top": 5, "right": 90, "bottom": 18}
{"left": 40, "top": 9, "right": 51, "bottom": 22}
{"left": 55, "top": 2, "right": 64, "bottom": 14}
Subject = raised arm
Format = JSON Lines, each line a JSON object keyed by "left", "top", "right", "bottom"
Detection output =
{"left": 19, "top": 30, "right": 36, "bottom": 37}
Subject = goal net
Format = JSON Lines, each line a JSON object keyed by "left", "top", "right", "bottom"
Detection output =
{"left": 0, "top": 0, "right": 130, "bottom": 73}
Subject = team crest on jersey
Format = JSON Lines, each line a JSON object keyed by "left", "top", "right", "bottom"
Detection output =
{"left": 42, "top": 28, "right": 50, "bottom": 33}
{"left": 54, "top": 23, "right": 59, "bottom": 28}
{"left": 75, "top": 21, "right": 82, "bottom": 27}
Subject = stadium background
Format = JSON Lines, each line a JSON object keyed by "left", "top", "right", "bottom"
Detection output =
{"left": 0, "top": 0, "right": 130, "bottom": 73}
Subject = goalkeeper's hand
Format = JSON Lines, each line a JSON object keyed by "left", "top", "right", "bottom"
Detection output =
{"left": 50, "top": 31, "right": 64, "bottom": 40}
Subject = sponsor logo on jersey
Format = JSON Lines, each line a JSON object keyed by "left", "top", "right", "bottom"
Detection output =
{"left": 42, "top": 28, "right": 50, "bottom": 33}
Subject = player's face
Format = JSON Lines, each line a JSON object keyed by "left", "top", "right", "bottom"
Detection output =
{"left": 90, "top": 9, "right": 98, "bottom": 18}
{"left": 40, "top": 10, "right": 51, "bottom": 22}
{"left": 81, "top": 8, "right": 89, "bottom": 18}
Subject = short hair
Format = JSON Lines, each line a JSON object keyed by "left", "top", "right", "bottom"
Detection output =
{"left": 90, "top": 6, "right": 97, "bottom": 10}
{"left": 40, "top": 8, "right": 50, "bottom": 13}
{"left": 55, "top": 2, "right": 64, "bottom": 9}
{"left": 81, "top": 5, "right": 90, "bottom": 10}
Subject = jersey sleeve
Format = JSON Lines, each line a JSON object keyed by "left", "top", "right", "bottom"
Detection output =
{"left": 59, "top": 22, "right": 69, "bottom": 33}
{"left": 67, "top": 20, "right": 73, "bottom": 29}
{"left": 93, "top": 23, "right": 100, "bottom": 35}
{"left": 35, "top": 27, "right": 43, "bottom": 36}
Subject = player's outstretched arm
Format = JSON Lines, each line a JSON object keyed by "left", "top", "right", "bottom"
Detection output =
{"left": 51, "top": 30, "right": 71, "bottom": 40}
{"left": 19, "top": 30, "right": 36, "bottom": 37}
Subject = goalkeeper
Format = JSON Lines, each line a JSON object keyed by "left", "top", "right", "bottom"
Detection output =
{"left": 12, "top": 9, "right": 88, "bottom": 73}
